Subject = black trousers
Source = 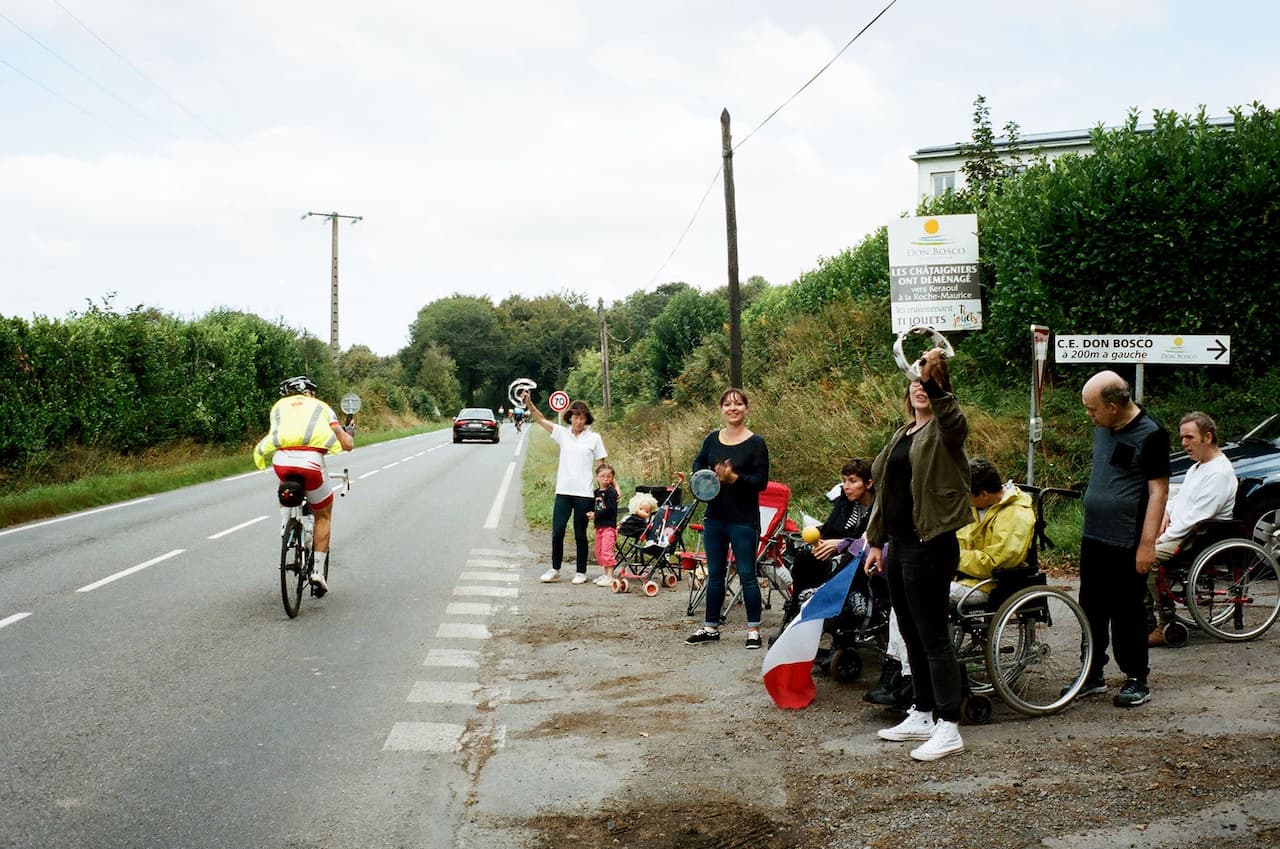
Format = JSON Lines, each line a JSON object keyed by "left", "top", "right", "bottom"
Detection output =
{"left": 884, "top": 532, "right": 962, "bottom": 722}
{"left": 1078, "top": 537, "right": 1150, "bottom": 682}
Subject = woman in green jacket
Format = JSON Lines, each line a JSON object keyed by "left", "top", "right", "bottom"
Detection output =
{"left": 864, "top": 348, "right": 970, "bottom": 762}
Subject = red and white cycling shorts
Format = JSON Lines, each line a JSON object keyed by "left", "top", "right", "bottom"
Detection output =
{"left": 273, "top": 448, "right": 335, "bottom": 510}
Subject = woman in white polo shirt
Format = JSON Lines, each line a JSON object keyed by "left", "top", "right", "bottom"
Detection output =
{"left": 523, "top": 392, "right": 608, "bottom": 585}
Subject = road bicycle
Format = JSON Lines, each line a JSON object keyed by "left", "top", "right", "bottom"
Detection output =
{"left": 278, "top": 468, "right": 350, "bottom": 618}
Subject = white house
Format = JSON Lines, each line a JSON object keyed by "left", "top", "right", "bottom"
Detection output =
{"left": 911, "top": 116, "right": 1235, "bottom": 199}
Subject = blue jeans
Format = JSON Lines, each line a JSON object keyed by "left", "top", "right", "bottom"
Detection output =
{"left": 551, "top": 494, "right": 593, "bottom": 573}
{"left": 884, "top": 532, "right": 962, "bottom": 722}
{"left": 702, "top": 518, "right": 761, "bottom": 628}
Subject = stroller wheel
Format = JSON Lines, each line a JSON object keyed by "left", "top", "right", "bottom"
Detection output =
{"left": 616, "top": 578, "right": 629, "bottom": 593}
{"left": 663, "top": 573, "right": 679, "bottom": 588}
{"left": 643, "top": 581, "right": 660, "bottom": 597}
{"left": 828, "top": 648, "right": 862, "bottom": 682}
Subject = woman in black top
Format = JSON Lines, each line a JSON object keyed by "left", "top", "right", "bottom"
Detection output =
{"left": 685, "top": 388, "right": 770, "bottom": 649}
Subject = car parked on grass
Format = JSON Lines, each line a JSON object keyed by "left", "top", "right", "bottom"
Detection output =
{"left": 452, "top": 408, "right": 500, "bottom": 444}
{"left": 1169, "top": 413, "right": 1280, "bottom": 535}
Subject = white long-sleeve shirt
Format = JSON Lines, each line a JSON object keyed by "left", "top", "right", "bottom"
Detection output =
{"left": 1159, "top": 452, "right": 1237, "bottom": 543}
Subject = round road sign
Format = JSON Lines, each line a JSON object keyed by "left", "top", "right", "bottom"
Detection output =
{"left": 548, "top": 391, "right": 570, "bottom": 412}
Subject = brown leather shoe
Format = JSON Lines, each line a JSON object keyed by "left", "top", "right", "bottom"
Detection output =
{"left": 1147, "top": 626, "right": 1166, "bottom": 647}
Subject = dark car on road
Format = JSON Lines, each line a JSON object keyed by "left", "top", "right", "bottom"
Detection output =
{"left": 452, "top": 407, "right": 500, "bottom": 444}
{"left": 1170, "top": 413, "right": 1280, "bottom": 535}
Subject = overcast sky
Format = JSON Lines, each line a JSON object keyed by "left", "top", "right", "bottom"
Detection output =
{"left": 3, "top": 1, "right": 1276, "bottom": 356}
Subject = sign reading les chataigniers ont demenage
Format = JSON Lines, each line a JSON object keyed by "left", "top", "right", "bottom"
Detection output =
{"left": 1055, "top": 334, "right": 1231, "bottom": 365}
{"left": 887, "top": 214, "right": 981, "bottom": 334}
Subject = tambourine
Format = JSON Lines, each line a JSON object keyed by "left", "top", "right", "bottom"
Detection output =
{"left": 508, "top": 377, "right": 537, "bottom": 407}
{"left": 892, "top": 325, "right": 955, "bottom": 380}
{"left": 689, "top": 468, "right": 721, "bottom": 502}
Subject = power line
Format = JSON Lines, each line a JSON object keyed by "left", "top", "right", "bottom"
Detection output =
{"left": 733, "top": 0, "right": 898, "bottom": 152}
{"left": 645, "top": 0, "right": 899, "bottom": 287}
{"left": 49, "top": 0, "right": 235, "bottom": 147}
{"left": 0, "top": 57, "right": 152, "bottom": 148}
{"left": 0, "top": 9, "right": 170, "bottom": 138}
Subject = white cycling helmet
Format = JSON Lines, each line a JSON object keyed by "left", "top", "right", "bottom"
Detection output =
{"left": 279, "top": 375, "right": 318, "bottom": 397}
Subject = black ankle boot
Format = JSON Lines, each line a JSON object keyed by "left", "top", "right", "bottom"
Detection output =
{"left": 864, "top": 657, "right": 902, "bottom": 704}
{"left": 892, "top": 674, "right": 914, "bottom": 709}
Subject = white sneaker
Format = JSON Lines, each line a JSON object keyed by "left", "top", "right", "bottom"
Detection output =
{"left": 593, "top": 574, "right": 613, "bottom": 587}
{"left": 539, "top": 569, "right": 560, "bottom": 582}
{"left": 876, "top": 707, "right": 935, "bottom": 741}
{"left": 571, "top": 573, "right": 588, "bottom": 585}
{"left": 310, "top": 567, "right": 328, "bottom": 593}
{"left": 910, "top": 719, "right": 965, "bottom": 761}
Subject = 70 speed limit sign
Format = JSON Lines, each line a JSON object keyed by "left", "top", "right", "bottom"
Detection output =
{"left": 548, "top": 391, "right": 570, "bottom": 412}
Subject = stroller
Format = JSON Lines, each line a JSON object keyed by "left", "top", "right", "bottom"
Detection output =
{"left": 684, "top": 480, "right": 796, "bottom": 621}
{"left": 612, "top": 482, "right": 698, "bottom": 597}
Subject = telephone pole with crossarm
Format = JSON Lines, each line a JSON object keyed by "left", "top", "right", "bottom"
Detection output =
{"left": 302, "top": 211, "right": 362, "bottom": 356}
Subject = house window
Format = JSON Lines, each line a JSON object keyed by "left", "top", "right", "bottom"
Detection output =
{"left": 931, "top": 171, "right": 956, "bottom": 196}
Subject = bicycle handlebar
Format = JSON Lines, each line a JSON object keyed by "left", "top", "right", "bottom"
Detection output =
{"left": 329, "top": 468, "right": 351, "bottom": 496}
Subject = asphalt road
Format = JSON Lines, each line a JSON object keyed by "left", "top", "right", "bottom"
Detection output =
{"left": 0, "top": 424, "right": 532, "bottom": 849}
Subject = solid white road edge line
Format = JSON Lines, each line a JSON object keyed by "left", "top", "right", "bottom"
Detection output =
{"left": 0, "top": 497, "right": 154, "bottom": 539}
{"left": 208, "top": 515, "right": 270, "bottom": 540}
{"left": 76, "top": 549, "right": 186, "bottom": 593}
{"left": 483, "top": 462, "right": 516, "bottom": 530}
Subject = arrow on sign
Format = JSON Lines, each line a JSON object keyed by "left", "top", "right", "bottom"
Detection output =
{"left": 1208, "top": 339, "right": 1228, "bottom": 361}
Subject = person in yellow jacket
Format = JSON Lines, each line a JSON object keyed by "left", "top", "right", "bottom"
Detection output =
{"left": 255, "top": 375, "right": 355, "bottom": 595}
{"left": 951, "top": 458, "right": 1035, "bottom": 609}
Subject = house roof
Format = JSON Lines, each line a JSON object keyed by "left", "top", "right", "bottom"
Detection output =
{"left": 910, "top": 115, "right": 1235, "bottom": 161}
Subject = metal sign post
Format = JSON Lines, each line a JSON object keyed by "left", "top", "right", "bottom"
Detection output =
{"left": 1028, "top": 325, "right": 1050, "bottom": 484}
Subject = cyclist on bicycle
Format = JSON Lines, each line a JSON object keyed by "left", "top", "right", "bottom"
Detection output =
{"left": 513, "top": 402, "right": 527, "bottom": 432}
{"left": 253, "top": 375, "right": 355, "bottom": 595}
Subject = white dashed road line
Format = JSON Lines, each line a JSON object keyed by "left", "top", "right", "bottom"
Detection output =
{"left": 424, "top": 649, "right": 480, "bottom": 667}
{"left": 436, "top": 623, "right": 492, "bottom": 640}
{"left": 383, "top": 722, "right": 466, "bottom": 753}
{"left": 76, "top": 549, "right": 186, "bottom": 593}
{"left": 358, "top": 469, "right": 381, "bottom": 480}
{"left": 0, "top": 612, "right": 32, "bottom": 630}
{"left": 453, "top": 585, "right": 518, "bottom": 598}
{"left": 208, "top": 515, "right": 270, "bottom": 540}
{"left": 458, "top": 571, "right": 520, "bottom": 583}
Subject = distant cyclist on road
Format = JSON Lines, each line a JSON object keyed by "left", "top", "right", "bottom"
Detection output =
{"left": 253, "top": 376, "right": 355, "bottom": 595}
{"left": 513, "top": 402, "right": 527, "bottom": 432}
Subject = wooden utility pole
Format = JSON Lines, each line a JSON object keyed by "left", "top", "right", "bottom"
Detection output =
{"left": 721, "top": 109, "right": 742, "bottom": 388}
{"left": 598, "top": 298, "right": 612, "bottom": 419}
{"left": 302, "top": 210, "right": 363, "bottom": 356}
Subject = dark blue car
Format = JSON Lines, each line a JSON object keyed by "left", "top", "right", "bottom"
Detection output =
{"left": 1170, "top": 414, "right": 1280, "bottom": 535}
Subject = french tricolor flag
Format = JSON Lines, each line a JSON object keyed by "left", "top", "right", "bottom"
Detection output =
{"left": 761, "top": 540, "right": 865, "bottom": 710}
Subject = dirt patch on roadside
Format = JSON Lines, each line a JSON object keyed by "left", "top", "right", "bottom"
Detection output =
{"left": 473, "top": 555, "right": 1280, "bottom": 849}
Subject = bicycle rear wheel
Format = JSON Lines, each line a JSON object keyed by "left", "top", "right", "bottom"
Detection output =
{"left": 280, "top": 518, "right": 306, "bottom": 618}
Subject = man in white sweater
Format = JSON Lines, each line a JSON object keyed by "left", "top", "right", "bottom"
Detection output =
{"left": 1150, "top": 411, "right": 1238, "bottom": 645}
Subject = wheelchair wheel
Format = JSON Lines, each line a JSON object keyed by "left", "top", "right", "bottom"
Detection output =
{"left": 986, "top": 586, "right": 1093, "bottom": 716}
{"left": 950, "top": 619, "right": 994, "bottom": 695}
{"left": 1162, "top": 621, "right": 1189, "bottom": 648}
{"left": 828, "top": 647, "right": 862, "bottom": 682}
{"left": 1186, "top": 539, "right": 1280, "bottom": 641}
{"left": 963, "top": 694, "right": 992, "bottom": 725}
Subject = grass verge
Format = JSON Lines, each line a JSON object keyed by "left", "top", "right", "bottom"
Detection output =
{"left": 0, "top": 423, "right": 448, "bottom": 529}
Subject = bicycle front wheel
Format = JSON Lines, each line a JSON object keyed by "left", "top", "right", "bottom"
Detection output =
{"left": 280, "top": 518, "right": 305, "bottom": 618}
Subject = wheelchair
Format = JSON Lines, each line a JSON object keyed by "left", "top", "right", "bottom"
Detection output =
{"left": 949, "top": 486, "right": 1095, "bottom": 721}
{"left": 1150, "top": 516, "right": 1280, "bottom": 647}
